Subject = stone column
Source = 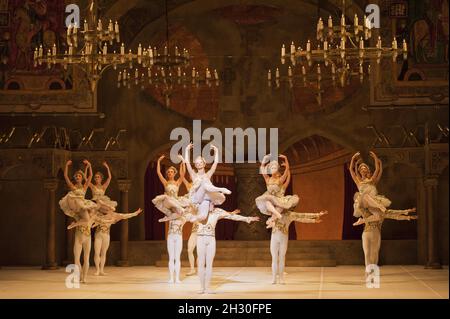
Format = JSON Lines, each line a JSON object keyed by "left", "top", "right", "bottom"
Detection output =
{"left": 424, "top": 176, "right": 441, "bottom": 269}
{"left": 42, "top": 178, "right": 59, "bottom": 270}
{"left": 233, "top": 163, "right": 270, "bottom": 240}
{"left": 117, "top": 179, "right": 131, "bottom": 266}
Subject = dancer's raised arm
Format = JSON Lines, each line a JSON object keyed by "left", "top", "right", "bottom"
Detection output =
{"left": 176, "top": 161, "right": 186, "bottom": 187}
{"left": 156, "top": 155, "right": 167, "bottom": 185}
{"left": 282, "top": 163, "right": 291, "bottom": 191}
{"left": 260, "top": 154, "right": 271, "bottom": 183}
{"left": 370, "top": 151, "right": 382, "bottom": 184}
{"left": 64, "top": 160, "right": 75, "bottom": 190}
{"left": 206, "top": 144, "right": 219, "bottom": 179}
{"left": 349, "top": 152, "right": 361, "bottom": 184}
{"left": 279, "top": 154, "right": 290, "bottom": 185}
{"left": 83, "top": 160, "right": 93, "bottom": 192}
{"left": 184, "top": 143, "right": 196, "bottom": 179}
{"left": 289, "top": 211, "right": 327, "bottom": 223}
{"left": 102, "top": 161, "right": 112, "bottom": 190}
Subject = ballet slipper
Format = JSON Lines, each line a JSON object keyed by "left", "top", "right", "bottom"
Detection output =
{"left": 175, "top": 279, "right": 182, "bottom": 284}
{"left": 94, "top": 271, "right": 100, "bottom": 276}
{"left": 186, "top": 270, "right": 196, "bottom": 276}
{"left": 100, "top": 271, "right": 107, "bottom": 276}
{"left": 271, "top": 278, "right": 277, "bottom": 284}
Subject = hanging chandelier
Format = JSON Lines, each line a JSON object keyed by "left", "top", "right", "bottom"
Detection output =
{"left": 33, "top": 0, "right": 131, "bottom": 92}
{"left": 269, "top": 0, "right": 407, "bottom": 90}
{"left": 116, "top": 0, "right": 219, "bottom": 107}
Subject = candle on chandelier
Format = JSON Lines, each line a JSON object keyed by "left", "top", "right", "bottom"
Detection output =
{"left": 108, "top": 20, "right": 113, "bottom": 32}
{"left": 138, "top": 44, "right": 142, "bottom": 56}
{"left": 177, "top": 67, "right": 182, "bottom": 77}
{"left": 340, "top": 38, "right": 345, "bottom": 50}
{"left": 214, "top": 69, "right": 219, "bottom": 80}
{"left": 392, "top": 38, "right": 398, "bottom": 50}
{"left": 206, "top": 68, "right": 211, "bottom": 79}
{"left": 323, "top": 40, "right": 328, "bottom": 51}
{"left": 359, "top": 64, "right": 363, "bottom": 74}
{"left": 290, "top": 42, "right": 295, "bottom": 54}
{"left": 115, "top": 21, "right": 119, "bottom": 33}
{"left": 340, "top": 14, "right": 345, "bottom": 26}
{"left": 275, "top": 68, "right": 280, "bottom": 79}
{"left": 120, "top": 43, "right": 125, "bottom": 55}
{"left": 402, "top": 39, "right": 407, "bottom": 52}
{"left": 147, "top": 68, "right": 151, "bottom": 77}
{"left": 52, "top": 44, "right": 56, "bottom": 56}
{"left": 281, "top": 44, "right": 286, "bottom": 57}
{"left": 84, "top": 19, "right": 88, "bottom": 31}
{"left": 288, "top": 66, "right": 293, "bottom": 77}
{"left": 377, "top": 36, "right": 382, "bottom": 49}
{"left": 118, "top": 72, "right": 122, "bottom": 82}
{"left": 192, "top": 67, "right": 196, "bottom": 78}
{"left": 149, "top": 47, "right": 153, "bottom": 58}
{"left": 103, "top": 44, "right": 107, "bottom": 55}
{"left": 359, "top": 37, "right": 364, "bottom": 49}
{"left": 267, "top": 70, "right": 272, "bottom": 80}
{"left": 164, "top": 46, "right": 168, "bottom": 56}
{"left": 98, "top": 19, "right": 102, "bottom": 31}
{"left": 135, "top": 69, "right": 139, "bottom": 78}
{"left": 354, "top": 14, "right": 358, "bottom": 27}
{"left": 317, "top": 64, "right": 321, "bottom": 75}
{"left": 328, "top": 16, "right": 333, "bottom": 28}
{"left": 175, "top": 46, "right": 179, "bottom": 56}
{"left": 306, "top": 40, "right": 311, "bottom": 52}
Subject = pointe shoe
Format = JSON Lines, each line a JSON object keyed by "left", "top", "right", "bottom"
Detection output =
{"left": 271, "top": 279, "right": 277, "bottom": 284}
{"left": 186, "top": 270, "right": 196, "bottom": 276}
{"left": 278, "top": 277, "right": 286, "bottom": 285}
{"left": 168, "top": 278, "right": 175, "bottom": 284}
{"left": 100, "top": 271, "right": 107, "bottom": 276}
{"left": 175, "top": 279, "right": 182, "bottom": 284}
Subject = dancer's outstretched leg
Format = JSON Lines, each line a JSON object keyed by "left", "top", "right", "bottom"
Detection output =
{"left": 174, "top": 235, "right": 183, "bottom": 283}
{"left": 94, "top": 234, "right": 102, "bottom": 276}
{"left": 100, "top": 234, "right": 110, "bottom": 275}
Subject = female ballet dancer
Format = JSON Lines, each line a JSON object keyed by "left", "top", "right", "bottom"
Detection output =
{"left": 181, "top": 143, "right": 231, "bottom": 223}
{"left": 88, "top": 161, "right": 117, "bottom": 212}
{"left": 269, "top": 163, "right": 328, "bottom": 284}
{"left": 93, "top": 208, "right": 143, "bottom": 276}
{"left": 255, "top": 154, "right": 299, "bottom": 228}
{"left": 152, "top": 155, "right": 190, "bottom": 220}
{"left": 349, "top": 151, "right": 417, "bottom": 276}
{"left": 349, "top": 151, "right": 392, "bottom": 225}
{"left": 59, "top": 159, "right": 98, "bottom": 283}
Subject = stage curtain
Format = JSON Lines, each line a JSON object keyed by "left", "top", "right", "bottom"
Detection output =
{"left": 341, "top": 163, "right": 362, "bottom": 239}
{"left": 144, "top": 161, "right": 166, "bottom": 240}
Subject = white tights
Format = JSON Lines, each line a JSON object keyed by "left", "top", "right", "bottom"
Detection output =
{"left": 270, "top": 231, "right": 288, "bottom": 284}
{"left": 73, "top": 231, "right": 91, "bottom": 283}
{"left": 94, "top": 232, "right": 110, "bottom": 276}
{"left": 362, "top": 230, "right": 381, "bottom": 268}
{"left": 167, "top": 233, "right": 183, "bottom": 283}
{"left": 187, "top": 232, "right": 198, "bottom": 272}
{"left": 197, "top": 235, "right": 216, "bottom": 293}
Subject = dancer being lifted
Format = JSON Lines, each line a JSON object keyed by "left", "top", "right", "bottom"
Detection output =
{"left": 349, "top": 151, "right": 417, "bottom": 275}
{"left": 256, "top": 154, "right": 299, "bottom": 228}
{"left": 180, "top": 143, "right": 231, "bottom": 223}
{"left": 268, "top": 160, "right": 328, "bottom": 284}
{"left": 59, "top": 159, "right": 102, "bottom": 283}
{"left": 87, "top": 161, "right": 117, "bottom": 212}
{"left": 152, "top": 155, "right": 190, "bottom": 221}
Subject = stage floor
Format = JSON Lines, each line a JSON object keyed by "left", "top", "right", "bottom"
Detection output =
{"left": 0, "top": 266, "right": 448, "bottom": 299}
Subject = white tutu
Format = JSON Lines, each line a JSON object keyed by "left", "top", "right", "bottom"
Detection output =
{"left": 353, "top": 181, "right": 391, "bottom": 217}
{"left": 91, "top": 186, "right": 118, "bottom": 211}
{"left": 189, "top": 176, "right": 226, "bottom": 206}
{"left": 59, "top": 188, "right": 98, "bottom": 219}
{"left": 255, "top": 184, "right": 299, "bottom": 216}
{"left": 152, "top": 183, "right": 191, "bottom": 217}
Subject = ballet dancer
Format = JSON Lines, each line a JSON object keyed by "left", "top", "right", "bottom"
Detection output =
{"left": 88, "top": 161, "right": 117, "bottom": 212}
{"left": 256, "top": 154, "right": 299, "bottom": 228}
{"left": 269, "top": 166, "right": 328, "bottom": 284}
{"left": 59, "top": 159, "right": 98, "bottom": 283}
{"left": 194, "top": 207, "right": 259, "bottom": 294}
{"left": 180, "top": 144, "right": 231, "bottom": 223}
{"left": 93, "top": 208, "right": 143, "bottom": 276}
{"left": 349, "top": 151, "right": 417, "bottom": 277}
{"left": 152, "top": 155, "right": 190, "bottom": 221}
{"left": 349, "top": 151, "right": 392, "bottom": 225}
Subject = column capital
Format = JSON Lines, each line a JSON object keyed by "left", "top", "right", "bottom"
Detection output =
{"left": 117, "top": 179, "right": 132, "bottom": 192}
{"left": 423, "top": 176, "right": 439, "bottom": 187}
{"left": 43, "top": 178, "right": 59, "bottom": 191}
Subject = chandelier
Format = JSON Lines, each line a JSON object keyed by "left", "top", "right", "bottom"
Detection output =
{"left": 116, "top": 0, "right": 219, "bottom": 107}
{"left": 34, "top": 0, "right": 129, "bottom": 92}
{"left": 269, "top": 0, "right": 408, "bottom": 90}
